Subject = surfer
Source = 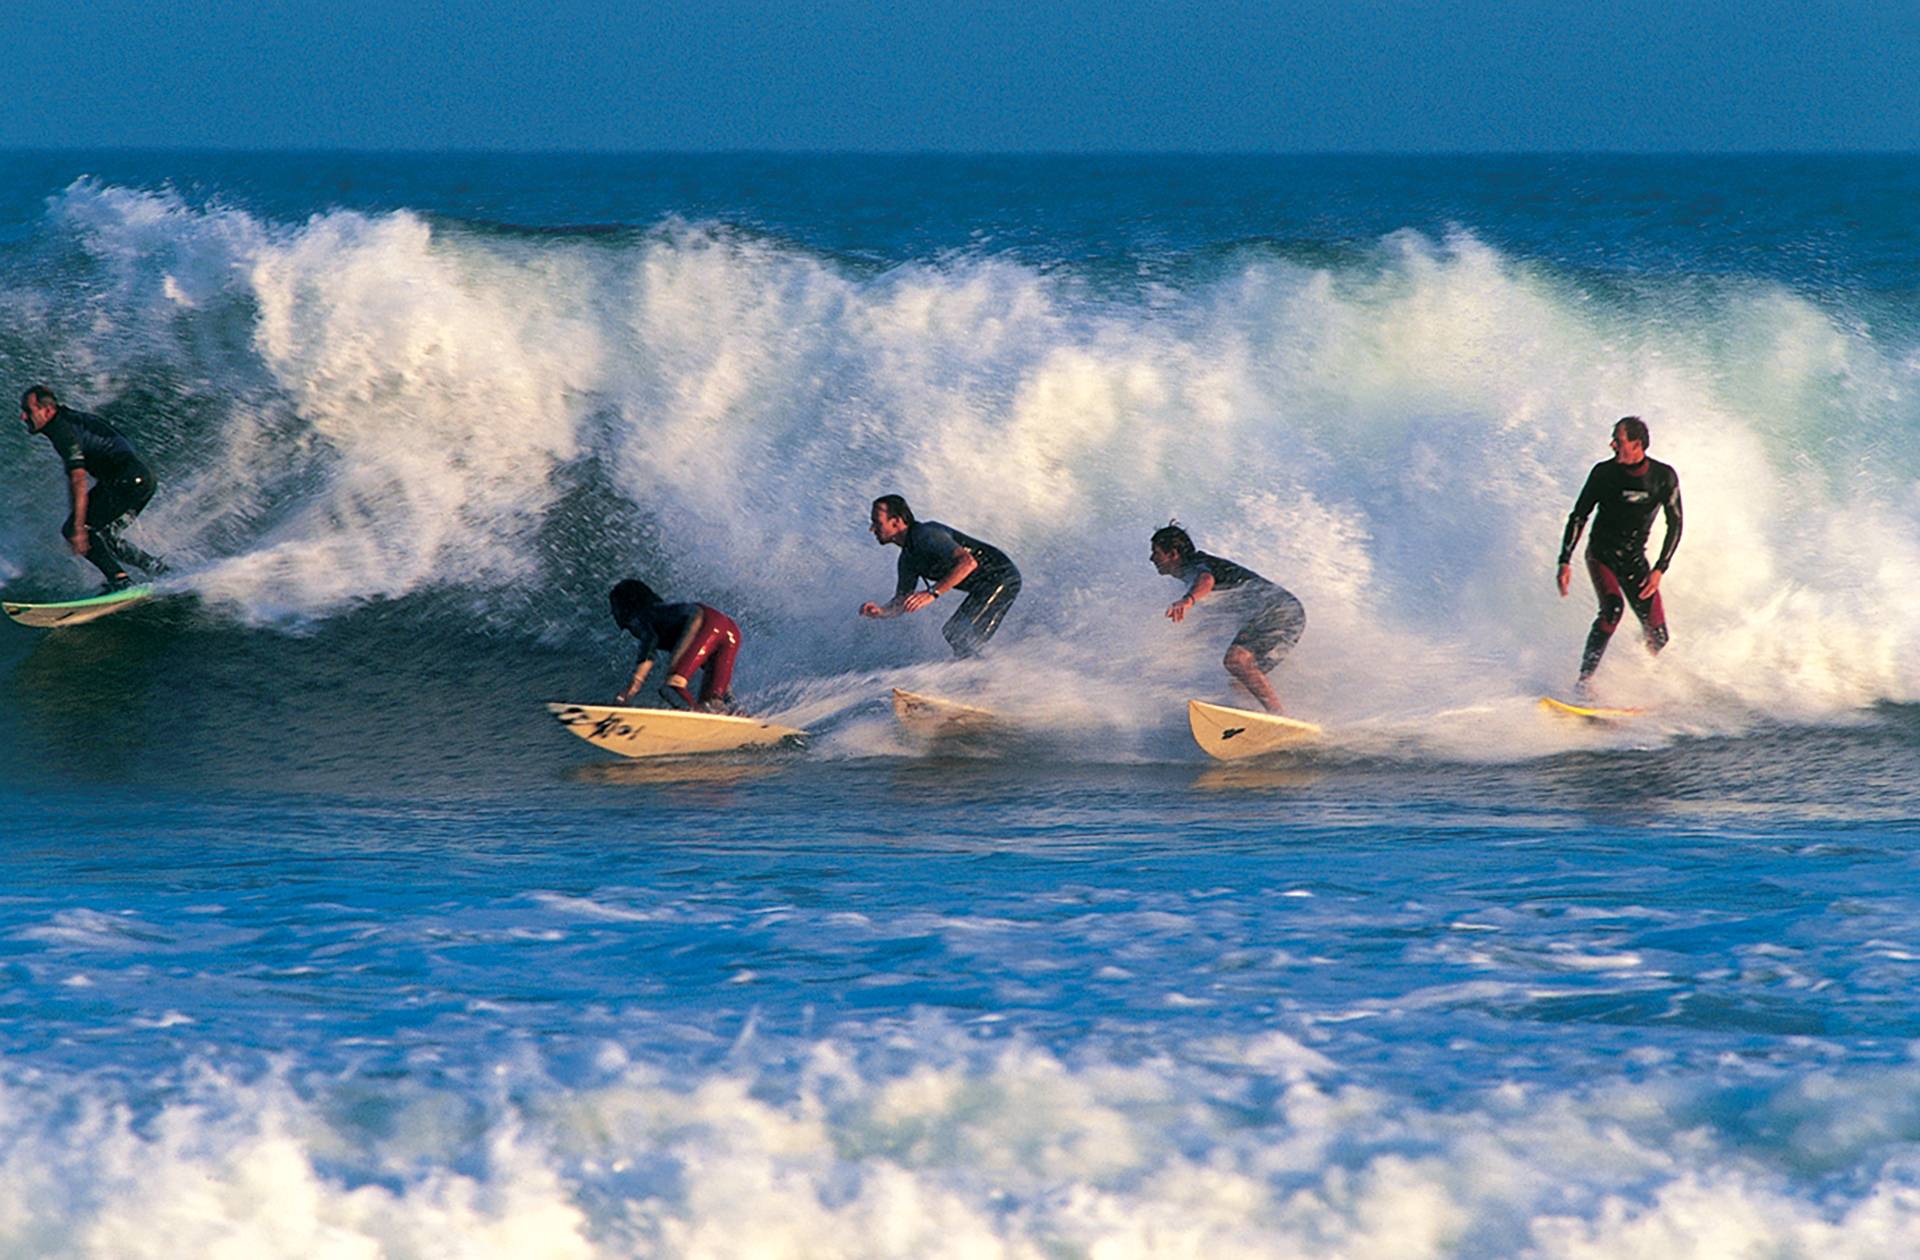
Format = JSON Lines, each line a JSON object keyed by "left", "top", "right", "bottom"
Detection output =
{"left": 609, "top": 579, "right": 741, "bottom": 713}
{"left": 1150, "top": 522, "right": 1304, "bottom": 714}
{"left": 1556, "top": 415, "right": 1683, "bottom": 692}
{"left": 859, "top": 494, "right": 1021, "bottom": 657}
{"left": 18, "top": 386, "right": 166, "bottom": 591}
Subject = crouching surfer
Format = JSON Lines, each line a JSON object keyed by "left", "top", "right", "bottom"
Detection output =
{"left": 1150, "top": 522, "right": 1305, "bottom": 714}
{"left": 609, "top": 579, "right": 742, "bottom": 713}
{"left": 18, "top": 385, "right": 167, "bottom": 591}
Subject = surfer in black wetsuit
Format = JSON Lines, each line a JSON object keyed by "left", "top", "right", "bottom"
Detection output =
{"left": 1557, "top": 415, "right": 1683, "bottom": 691}
{"left": 859, "top": 494, "right": 1021, "bottom": 657}
{"left": 18, "top": 385, "right": 166, "bottom": 590}
{"left": 1150, "top": 522, "right": 1304, "bottom": 714}
{"left": 609, "top": 579, "right": 743, "bottom": 712}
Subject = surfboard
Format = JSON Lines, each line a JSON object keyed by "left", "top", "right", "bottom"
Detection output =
{"left": 545, "top": 702, "right": 806, "bottom": 759}
{"left": 3, "top": 585, "right": 155, "bottom": 629}
{"left": 1187, "top": 699, "right": 1322, "bottom": 760}
{"left": 890, "top": 688, "right": 1000, "bottom": 736}
{"left": 1538, "top": 696, "right": 1644, "bottom": 722}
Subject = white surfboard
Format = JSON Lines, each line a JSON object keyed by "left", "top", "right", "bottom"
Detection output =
{"left": 1187, "top": 699, "right": 1322, "bottom": 761}
{"left": 890, "top": 688, "right": 1000, "bottom": 736}
{"left": 1538, "top": 695, "right": 1645, "bottom": 722}
{"left": 546, "top": 702, "right": 806, "bottom": 759}
{"left": 3, "top": 584, "right": 155, "bottom": 629}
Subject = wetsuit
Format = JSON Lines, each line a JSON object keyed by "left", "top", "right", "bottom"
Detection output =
{"left": 619, "top": 601, "right": 741, "bottom": 706}
{"left": 37, "top": 406, "right": 161, "bottom": 582}
{"left": 894, "top": 521, "right": 1021, "bottom": 657}
{"left": 1559, "top": 456, "right": 1683, "bottom": 680}
{"left": 1172, "top": 552, "right": 1305, "bottom": 670}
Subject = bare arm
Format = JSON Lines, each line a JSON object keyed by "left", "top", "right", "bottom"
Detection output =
{"left": 1167, "top": 570, "right": 1216, "bottom": 622}
{"left": 615, "top": 654, "right": 655, "bottom": 704}
{"left": 901, "top": 549, "right": 977, "bottom": 614}
{"left": 67, "top": 468, "right": 90, "bottom": 554}
{"left": 664, "top": 607, "right": 705, "bottom": 665}
{"left": 863, "top": 546, "right": 978, "bottom": 617}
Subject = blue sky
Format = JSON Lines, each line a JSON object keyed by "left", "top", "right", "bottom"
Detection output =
{"left": 7, "top": 0, "right": 1917, "bottom": 152}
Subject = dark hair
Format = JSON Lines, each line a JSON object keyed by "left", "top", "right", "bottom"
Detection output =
{"left": 871, "top": 494, "right": 915, "bottom": 526}
{"left": 609, "top": 578, "right": 662, "bottom": 626}
{"left": 1150, "top": 520, "right": 1195, "bottom": 561}
{"left": 1615, "top": 415, "right": 1650, "bottom": 448}
{"left": 19, "top": 385, "right": 55, "bottom": 410}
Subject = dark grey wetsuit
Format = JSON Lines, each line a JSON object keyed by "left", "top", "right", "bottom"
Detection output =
{"left": 1174, "top": 552, "right": 1304, "bottom": 669}
{"left": 894, "top": 520, "right": 1021, "bottom": 657}
{"left": 37, "top": 406, "right": 161, "bottom": 581}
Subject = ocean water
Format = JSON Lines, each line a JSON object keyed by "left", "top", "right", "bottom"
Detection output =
{"left": 4, "top": 152, "right": 1920, "bottom": 1257}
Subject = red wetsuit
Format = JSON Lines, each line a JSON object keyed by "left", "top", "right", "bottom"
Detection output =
{"left": 668, "top": 605, "right": 741, "bottom": 705}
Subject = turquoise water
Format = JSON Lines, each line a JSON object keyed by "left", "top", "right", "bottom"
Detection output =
{"left": 3, "top": 153, "right": 1920, "bottom": 1256}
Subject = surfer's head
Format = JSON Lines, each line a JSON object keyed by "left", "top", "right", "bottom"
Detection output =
{"left": 18, "top": 385, "right": 55, "bottom": 432}
{"left": 609, "top": 578, "right": 661, "bottom": 628}
{"left": 870, "top": 494, "right": 914, "bottom": 545}
{"left": 1150, "top": 521, "right": 1194, "bottom": 575}
{"left": 1611, "top": 416, "right": 1649, "bottom": 464}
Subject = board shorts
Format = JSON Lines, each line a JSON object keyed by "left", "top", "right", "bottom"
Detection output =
{"left": 1231, "top": 592, "right": 1305, "bottom": 672}
{"left": 668, "top": 605, "right": 742, "bottom": 703}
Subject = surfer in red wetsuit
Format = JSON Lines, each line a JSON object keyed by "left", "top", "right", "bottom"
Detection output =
{"left": 609, "top": 579, "right": 742, "bottom": 713}
{"left": 1556, "top": 416, "right": 1683, "bottom": 693}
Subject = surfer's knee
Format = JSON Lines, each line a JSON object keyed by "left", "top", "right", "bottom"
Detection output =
{"left": 1223, "top": 644, "right": 1257, "bottom": 673}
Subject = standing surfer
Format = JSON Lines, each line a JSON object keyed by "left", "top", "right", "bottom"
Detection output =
{"left": 1556, "top": 415, "right": 1683, "bottom": 693}
{"left": 1150, "top": 522, "right": 1304, "bottom": 714}
{"left": 859, "top": 494, "right": 1021, "bottom": 657}
{"left": 18, "top": 386, "right": 166, "bottom": 591}
{"left": 609, "top": 579, "right": 742, "bottom": 713}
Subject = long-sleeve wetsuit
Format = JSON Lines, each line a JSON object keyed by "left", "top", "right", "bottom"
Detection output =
{"left": 1559, "top": 456, "right": 1683, "bottom": 680}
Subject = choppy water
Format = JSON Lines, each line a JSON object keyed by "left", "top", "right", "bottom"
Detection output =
{"left": 4, "top": 152, "right": 1920, "bottom": 1257}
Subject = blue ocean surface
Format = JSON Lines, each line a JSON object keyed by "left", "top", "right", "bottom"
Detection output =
{"left": 3, "top": 152, "right": 1920, "bottom": 1256}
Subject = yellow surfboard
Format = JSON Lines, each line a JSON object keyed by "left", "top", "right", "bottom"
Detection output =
{"left": 1187, "top": 699, "right": 1322, "bottom": 761}
{"left": 1537, "top": 696, "right": 1644, "bottom": 722}
{"left": 546, "top": 702, "right": 805, "bottom": 759}
{"left": 890, "top": 689, "right": 1001, "bottom": 736}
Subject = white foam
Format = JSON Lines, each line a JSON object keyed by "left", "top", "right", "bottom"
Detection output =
{"left": 6, "top": 1040, "right": 1920, "bottom": 1258}
{"left": 21, "top": 183, "right": 1920, "bottom": 750}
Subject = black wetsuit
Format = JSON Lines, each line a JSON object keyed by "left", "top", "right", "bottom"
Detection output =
{"left": 1175, "top": 552, "right": 1305, "bottom": 670}
{"left": 617, "top": 602, "right": 701, "bottom": 661}
{"left": 36, "top": 406, "right": 162, "bottom": 582}
{"left": 894, "top": 521, "right": 1021, "bottom": 657}
{"left": 1559, "top": 457, "right": 1683, "bottom": 679}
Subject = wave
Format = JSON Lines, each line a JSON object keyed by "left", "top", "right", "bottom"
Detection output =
{"left": 4, "top": 179, "right": 1920, "bottom": 739}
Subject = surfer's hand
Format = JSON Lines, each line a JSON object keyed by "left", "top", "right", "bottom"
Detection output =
{"left": 1638, "top": 569, "right": 1663, "bottom": 600}
{"left": 901, "top": 591, "right": 935, "bottom": 614}
{"left": 1556, "top": 564, "right": 1571, "bottom": 597}
{"left": 68, "top": 526, "right": 88, "bottom": 555}
{"left": 614, "top": 689, "right": 632, "bottom": 704}
{"left": 859, "top": 601, "right": 885, "bottom": 618}
{"left": 1166, "top": 597, "right": 1192, "bottom": 622}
